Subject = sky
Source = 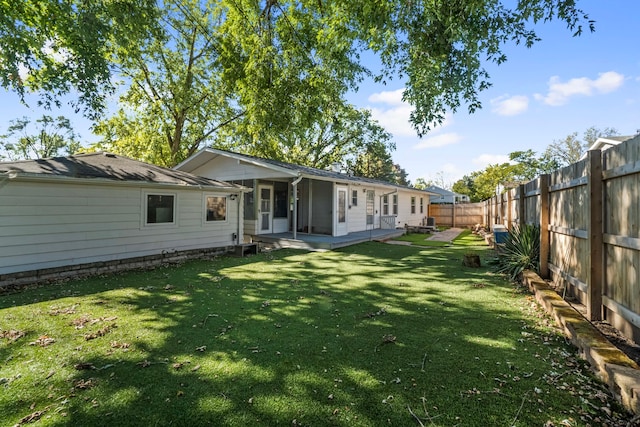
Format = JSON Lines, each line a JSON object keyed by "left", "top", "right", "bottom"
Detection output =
{"left": 352, "top": 0, "right": 640, "bottom": 186}
{"left": 0, "top": 0, "right": 638, "bottom": 187}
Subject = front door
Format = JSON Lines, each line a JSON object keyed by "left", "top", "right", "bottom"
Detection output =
{"left": 335, "top": 186, "right": 348, "bottom": 236}
{"left": 258, "top": 185, "right": 273, "bottom": 234}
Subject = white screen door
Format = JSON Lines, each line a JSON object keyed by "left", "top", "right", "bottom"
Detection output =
{"left": 336, "top": 186, "right": 348, "bottom": 236}
{"left": 258, "top": 185, "right": 273, "bottom": 233}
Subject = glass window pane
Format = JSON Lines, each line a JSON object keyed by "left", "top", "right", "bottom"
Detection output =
{"left": 206, "top": 196, "right": 226, "bottom": 221}
{"left": 147, "top": 194, "right": 174, "bottom": 224}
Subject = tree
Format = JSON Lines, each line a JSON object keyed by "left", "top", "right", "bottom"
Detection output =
{"left": 2, "top": 1, "right": 593, "bottom": 133}
{"left": 544, "top": 126, "right": 619, "bottom": 166}
{"left": 347, "top": 140, "right": 397, "bottom": 183}
{"left": 0, "top": 0, "right": 158, "bottom": 119}
{"left": 91, "top": 0, "right": 241, "bottom": 167}
{"left": 0, "top": 115, "right": 80, "bottom": 160}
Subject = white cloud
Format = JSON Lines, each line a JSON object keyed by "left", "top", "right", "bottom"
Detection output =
{"left": 367, "top": 88, "right": 405, "bottom": 106}
{"left": 413, "top": 133, "right": 462, "bottom": 149}
{"left": 368, "top": 105, "right": 416, "bottom": 137}
{"left": 535, "top": 71, "right": 624, "bottom": 106}
{"left": 367, "top": 87, "right": 456, "bottom": 139}
{"left": 472, "top": 154, "right": 510, "bottom": 168}
{"left": 490, "top": 95, "right": 529, "bottom": 116}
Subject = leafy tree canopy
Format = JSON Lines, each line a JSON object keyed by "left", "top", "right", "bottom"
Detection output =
{"left": 0, "top": 0, "right": 158, "bottom": 119}
{"left": 544, "top": 126, "right": 619, "bottom": 166}
{"left": 2, "top": 0, "right": 593, "bottom": 133}
{"left": 0, "top": 115, "right": 80, "bottom": 160}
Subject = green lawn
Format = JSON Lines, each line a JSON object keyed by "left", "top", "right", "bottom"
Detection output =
{"left": 0, "top": 242, "right": 631, "bottom": 426}
{"left": 394, "top": 229, "right": 480, "bottom": 247}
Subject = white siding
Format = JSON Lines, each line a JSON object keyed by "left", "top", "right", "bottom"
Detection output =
{"left": 395, "top": 189, "right": 429, "bottom": 227}
{"left": 0, "top": 181, "right": 239, "bottom": 275}
{"left": 190, "top": 156, "right": 288, "bottom": 181}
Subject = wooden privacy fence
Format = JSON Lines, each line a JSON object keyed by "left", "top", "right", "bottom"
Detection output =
{"left": 428, "top": 202, "right": 484, "bottom": 228}
{"left": 484, "top": 134, "right": 640, "bottom": 342}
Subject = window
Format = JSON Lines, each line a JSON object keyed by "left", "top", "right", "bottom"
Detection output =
{"left": 352, "top": 190, "right": 358, "bottom": 206}
{"left": 420, "top": 197, "right": 424, "bottom": 214}
{"left": 146, "top": 194, "right": 175, "bottom": 224}
{"left": 382, "top": 195, "right": 389, "bottom": 216}
{"left": 206, "top": 196, "right": 227, "bottom": 222}
{"left": 274, "top": 181, "right": 288, "bottom": 218}
{"left": 366, "top": 190, "right": 374, "bottom": 225}
{"left": 338, "top": 190, "right": 346, "bottom": 223}
{"left": 411, "top": 196, "right": 416, "bottom": 214}
{"left": 392, "top": 194, "right": 398, "bottom": 215}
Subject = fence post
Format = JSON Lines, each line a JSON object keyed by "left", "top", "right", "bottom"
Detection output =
{"left": 518, "top": 184, "right": 525, "bottom": 226}
{"left": 588, "top": 150, "right": 603, "bottom": 321}
{"left": 507, "top": 189, "right": 513, "bottom": 230}
{"left": 539, "top": 174, "right": 550, "bottom": 279}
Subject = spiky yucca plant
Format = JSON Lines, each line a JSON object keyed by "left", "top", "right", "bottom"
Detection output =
{"left": 495, "top": 224, "right": 541, "bottom": 280}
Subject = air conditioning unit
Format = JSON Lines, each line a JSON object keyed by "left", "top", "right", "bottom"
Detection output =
{"left": 426, "top": 217, "right": 436, "bottom": 227}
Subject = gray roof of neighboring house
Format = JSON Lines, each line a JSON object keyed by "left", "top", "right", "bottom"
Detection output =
{"left": 424, "top": 185, "right": 456, "bottom": 197}
{"left": 0, "top": 152, "right": 244, "bottom": 190}
{"left": 177, "top": 148, "right": 437, "bottom": 195}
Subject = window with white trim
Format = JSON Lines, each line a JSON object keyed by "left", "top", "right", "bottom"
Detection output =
{"left": 420, "top": 197, "right": 424, "bottom": 214}
{"left": 392, "top": 194, "right": 398, "bottom": 215}
{"left": 411, "top": 196, "right": 416, "bottom": 214}
{"left": 205, "top": 195, "right": 227, "bottom": 222}
{"left": 145, "top": 194, "right": 175, "bottom": 225}
{"left": 382, "top": 195, "right": 389, "bottom": 216}
{"left": 352, "top": 190, "right": 358, "bottom": 206}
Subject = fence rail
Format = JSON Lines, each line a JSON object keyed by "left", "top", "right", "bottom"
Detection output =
{"left": 483, "top": 134, "right": 640, "bottom": 343}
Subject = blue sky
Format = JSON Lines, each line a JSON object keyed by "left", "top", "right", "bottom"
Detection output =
{"left": 1, "top": 0, "right": 638, "bottom": 187}
{"left": 353, "top": 0, "right": 639, "bottom": 185}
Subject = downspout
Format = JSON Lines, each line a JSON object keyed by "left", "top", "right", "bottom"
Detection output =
{"left": 291, "top": 174, "right": 303, "bottom": 240}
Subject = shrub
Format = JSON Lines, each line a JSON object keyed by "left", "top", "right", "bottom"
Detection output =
{"left": 495, "top": 223, "right": 540, "bottom": 280}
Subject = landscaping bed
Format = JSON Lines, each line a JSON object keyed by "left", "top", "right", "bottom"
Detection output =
{"left": 0, "top": 242, "right": 635, "bottom": 426}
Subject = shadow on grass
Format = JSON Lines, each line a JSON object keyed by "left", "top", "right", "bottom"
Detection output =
{"left": 0, "top": 242, "right": 628, "bottom": 426}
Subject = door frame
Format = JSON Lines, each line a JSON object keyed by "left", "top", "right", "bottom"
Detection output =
{"left": 258, "top": 184, "right": 273, "bottom": 234}
{"left": 335, "top": 185, "right": 348, "bottom": 236}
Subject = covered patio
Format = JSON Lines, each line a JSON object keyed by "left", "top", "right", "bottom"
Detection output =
{"left": 251, "top": 228, "right": 405, "bottom": 250}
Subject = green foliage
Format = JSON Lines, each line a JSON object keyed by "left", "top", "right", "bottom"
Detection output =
{"left": 2, "top": 0, "right": 593, "bottom": 136}
{"left": 495, "top": 224, "right": 541, "bottom": 280}
{"left": 544, "top": 126, "right": 620, "bottom": 166}
{"left": 0, "top": 115, "right": 80, "bottom": 160}
{"left": 0, "top": 0, "right": 158, "bottom": 119}
{"left": 0, "top": 243, "right": 630, "bottom": 426}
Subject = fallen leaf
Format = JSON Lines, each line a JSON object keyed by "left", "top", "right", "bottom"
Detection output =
{"left": 29, "top": 336, "right": 55, "bottom": 347}
{"left": 74, "top": 363, "right": 96, "bottom": 371}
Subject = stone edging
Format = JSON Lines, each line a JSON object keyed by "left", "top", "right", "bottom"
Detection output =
{"left": 522, "top": 270, "right": 640, "bottom": 414}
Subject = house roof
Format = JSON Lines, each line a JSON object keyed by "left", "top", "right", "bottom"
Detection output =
{"left": 580, "top": 134, "right": 638, "bottom": 159}
{"left": 0, "top": 152, "right": 245, "bottom": 191}
{"left": 424, "top": 185, "right": 455, "bottom": 197}
{"left": 176, "top": 148, "right": 437, "bottom": 195}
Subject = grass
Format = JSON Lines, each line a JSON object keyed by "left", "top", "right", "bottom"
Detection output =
{"left": 394, "top": 229, "right": 479, "bottom": 247}
{"left": 0, "top": 242, "right": 632, "bottom": 426}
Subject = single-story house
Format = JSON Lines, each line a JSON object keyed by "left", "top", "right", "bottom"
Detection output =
{"left": 0, "top": 152, "right": 248, "bottom": 279}
{"left": 425, "top": 185, "right": 470, "bottom": 204}
{"left": 175, "top": 148, "right": 437, "bottom": 242}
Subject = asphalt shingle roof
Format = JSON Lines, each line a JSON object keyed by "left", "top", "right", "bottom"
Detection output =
{"left": 0, "top": 152, "right": 243, "bottom": 190}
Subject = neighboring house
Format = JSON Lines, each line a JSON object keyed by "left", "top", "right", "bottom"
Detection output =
{"left": 580, "top": 135, "right": 637, "bottom": 160}
{"left": 175, "top": 148, "right": 436, "bottom": 240}
{"left": 425, "top": 185, "right": 470, "bottom": 204}
{"left": 0, "top": 152, "right": 247, "bottom": 277}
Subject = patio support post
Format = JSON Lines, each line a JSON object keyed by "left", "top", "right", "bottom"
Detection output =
{"left": 292, "top": 175, "right": 303, "bottom": 240}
